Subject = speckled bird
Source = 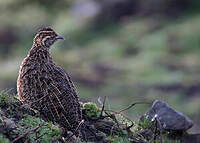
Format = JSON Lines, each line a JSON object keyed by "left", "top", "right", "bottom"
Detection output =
{"left": 17, "top": 27, "right": 82, "bottom": 135}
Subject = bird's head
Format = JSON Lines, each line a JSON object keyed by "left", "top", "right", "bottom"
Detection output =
{"left": 33, "top": 27, "right": 64, "bottom": 48}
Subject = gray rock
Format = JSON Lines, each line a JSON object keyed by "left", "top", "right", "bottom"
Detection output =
{"left": 146, "top": 100, "right": 193, "bottom": 131}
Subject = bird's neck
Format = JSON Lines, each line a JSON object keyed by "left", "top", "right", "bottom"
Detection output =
{"left": 27, "top": 45, "right": 53, "bottom": 63}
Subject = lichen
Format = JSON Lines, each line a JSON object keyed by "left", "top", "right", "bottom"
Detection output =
{"left": 83, "top": 102, "right": 101, "bottom": 118}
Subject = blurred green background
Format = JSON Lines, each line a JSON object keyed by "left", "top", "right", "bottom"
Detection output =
{"left": 0, "top": 0, "right": 200, "bottom": 133}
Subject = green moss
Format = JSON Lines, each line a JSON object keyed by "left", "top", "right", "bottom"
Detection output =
{"left": 0, "top": 91, "right": 36, "bottom": 121}
{"left": 0, "top": 134, "right": 10, "bottom": 143}
{"left": 16, "top": 115, "right": 62, "bottom": 143}
{"left": 83, "top": 102, "right": 101, "bottom": 118}
{"left": 0, "top": 91, "right": 19, "bottom": 108}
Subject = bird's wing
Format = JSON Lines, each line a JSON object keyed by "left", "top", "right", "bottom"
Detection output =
{"left": 32, "top": 63, "right": 82, "bottom": 131}
{"left": 54, "top": 66, "right": 79, "bottom": 97}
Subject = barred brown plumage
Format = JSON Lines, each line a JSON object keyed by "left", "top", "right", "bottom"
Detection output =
{"left": 17, "top": 27, "right": 82, "bottom": 135}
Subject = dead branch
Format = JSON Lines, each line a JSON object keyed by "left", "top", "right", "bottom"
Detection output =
{"left": 100, "top": 96, "right": 106, "bottom": 117}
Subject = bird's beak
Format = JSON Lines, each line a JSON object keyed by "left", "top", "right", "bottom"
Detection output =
{"left": 56, "top": 35, "right": 65, "bottom": 40}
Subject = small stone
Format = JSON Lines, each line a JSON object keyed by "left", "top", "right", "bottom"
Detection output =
{"left": 3, "top": 118, "right": 17, "bottom": 129}
{"left": 146, "top": 100, "right": 193, "bottom": 131}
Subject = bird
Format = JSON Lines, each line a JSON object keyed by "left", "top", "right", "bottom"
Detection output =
{"left": 17, "top": 27, "right": 82, "bottom": 135}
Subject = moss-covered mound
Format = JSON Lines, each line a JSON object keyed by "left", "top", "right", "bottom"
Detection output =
{"left": 0, "top": 91, "right": 198, "bottom": 143}
{"left": 0, "top": 91, "right": 63, "bottom": 143}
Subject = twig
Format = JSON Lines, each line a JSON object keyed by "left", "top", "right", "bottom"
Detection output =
{"left": 62, "top": 137, "right": 67, "bottom": 143}
{"left": 152, "top": 114, "right": 163, "bottom": 143}
{"left": 104, "top": 109, "right": 134, "bottom": 130}
{"left": 103, "top": 110, "right": 124, "bottom": 136}
{"left": 118, "top": 101, "right": 151, "bottom": 113}
{"left": 104, "top": 101, "right": 149, "bottom": 130}
{"left": 66, "top": 120, "right": 84, "bottom": 142}
{"left": 100, "top": 96, "right": 106, "bottom": 117}
{"left": 153, "top": 117, "right": 157, "bottom": 143}
{"left": 120, "top": 112, "right": 134, "bottom": 130}
{"left": 110, "top": 122, "right": 118, "bottom": 136}
{"left": 34, "top": 123, "right": 49, "bottom": 142}
{"left": 155, "top": 116, "right": 163, "bottom": 143}
{"left": 12, "top": 124, "right": 41, "bottom": 143}
{"left": 81, "top": 122, "right": 101, "bottom": 142}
